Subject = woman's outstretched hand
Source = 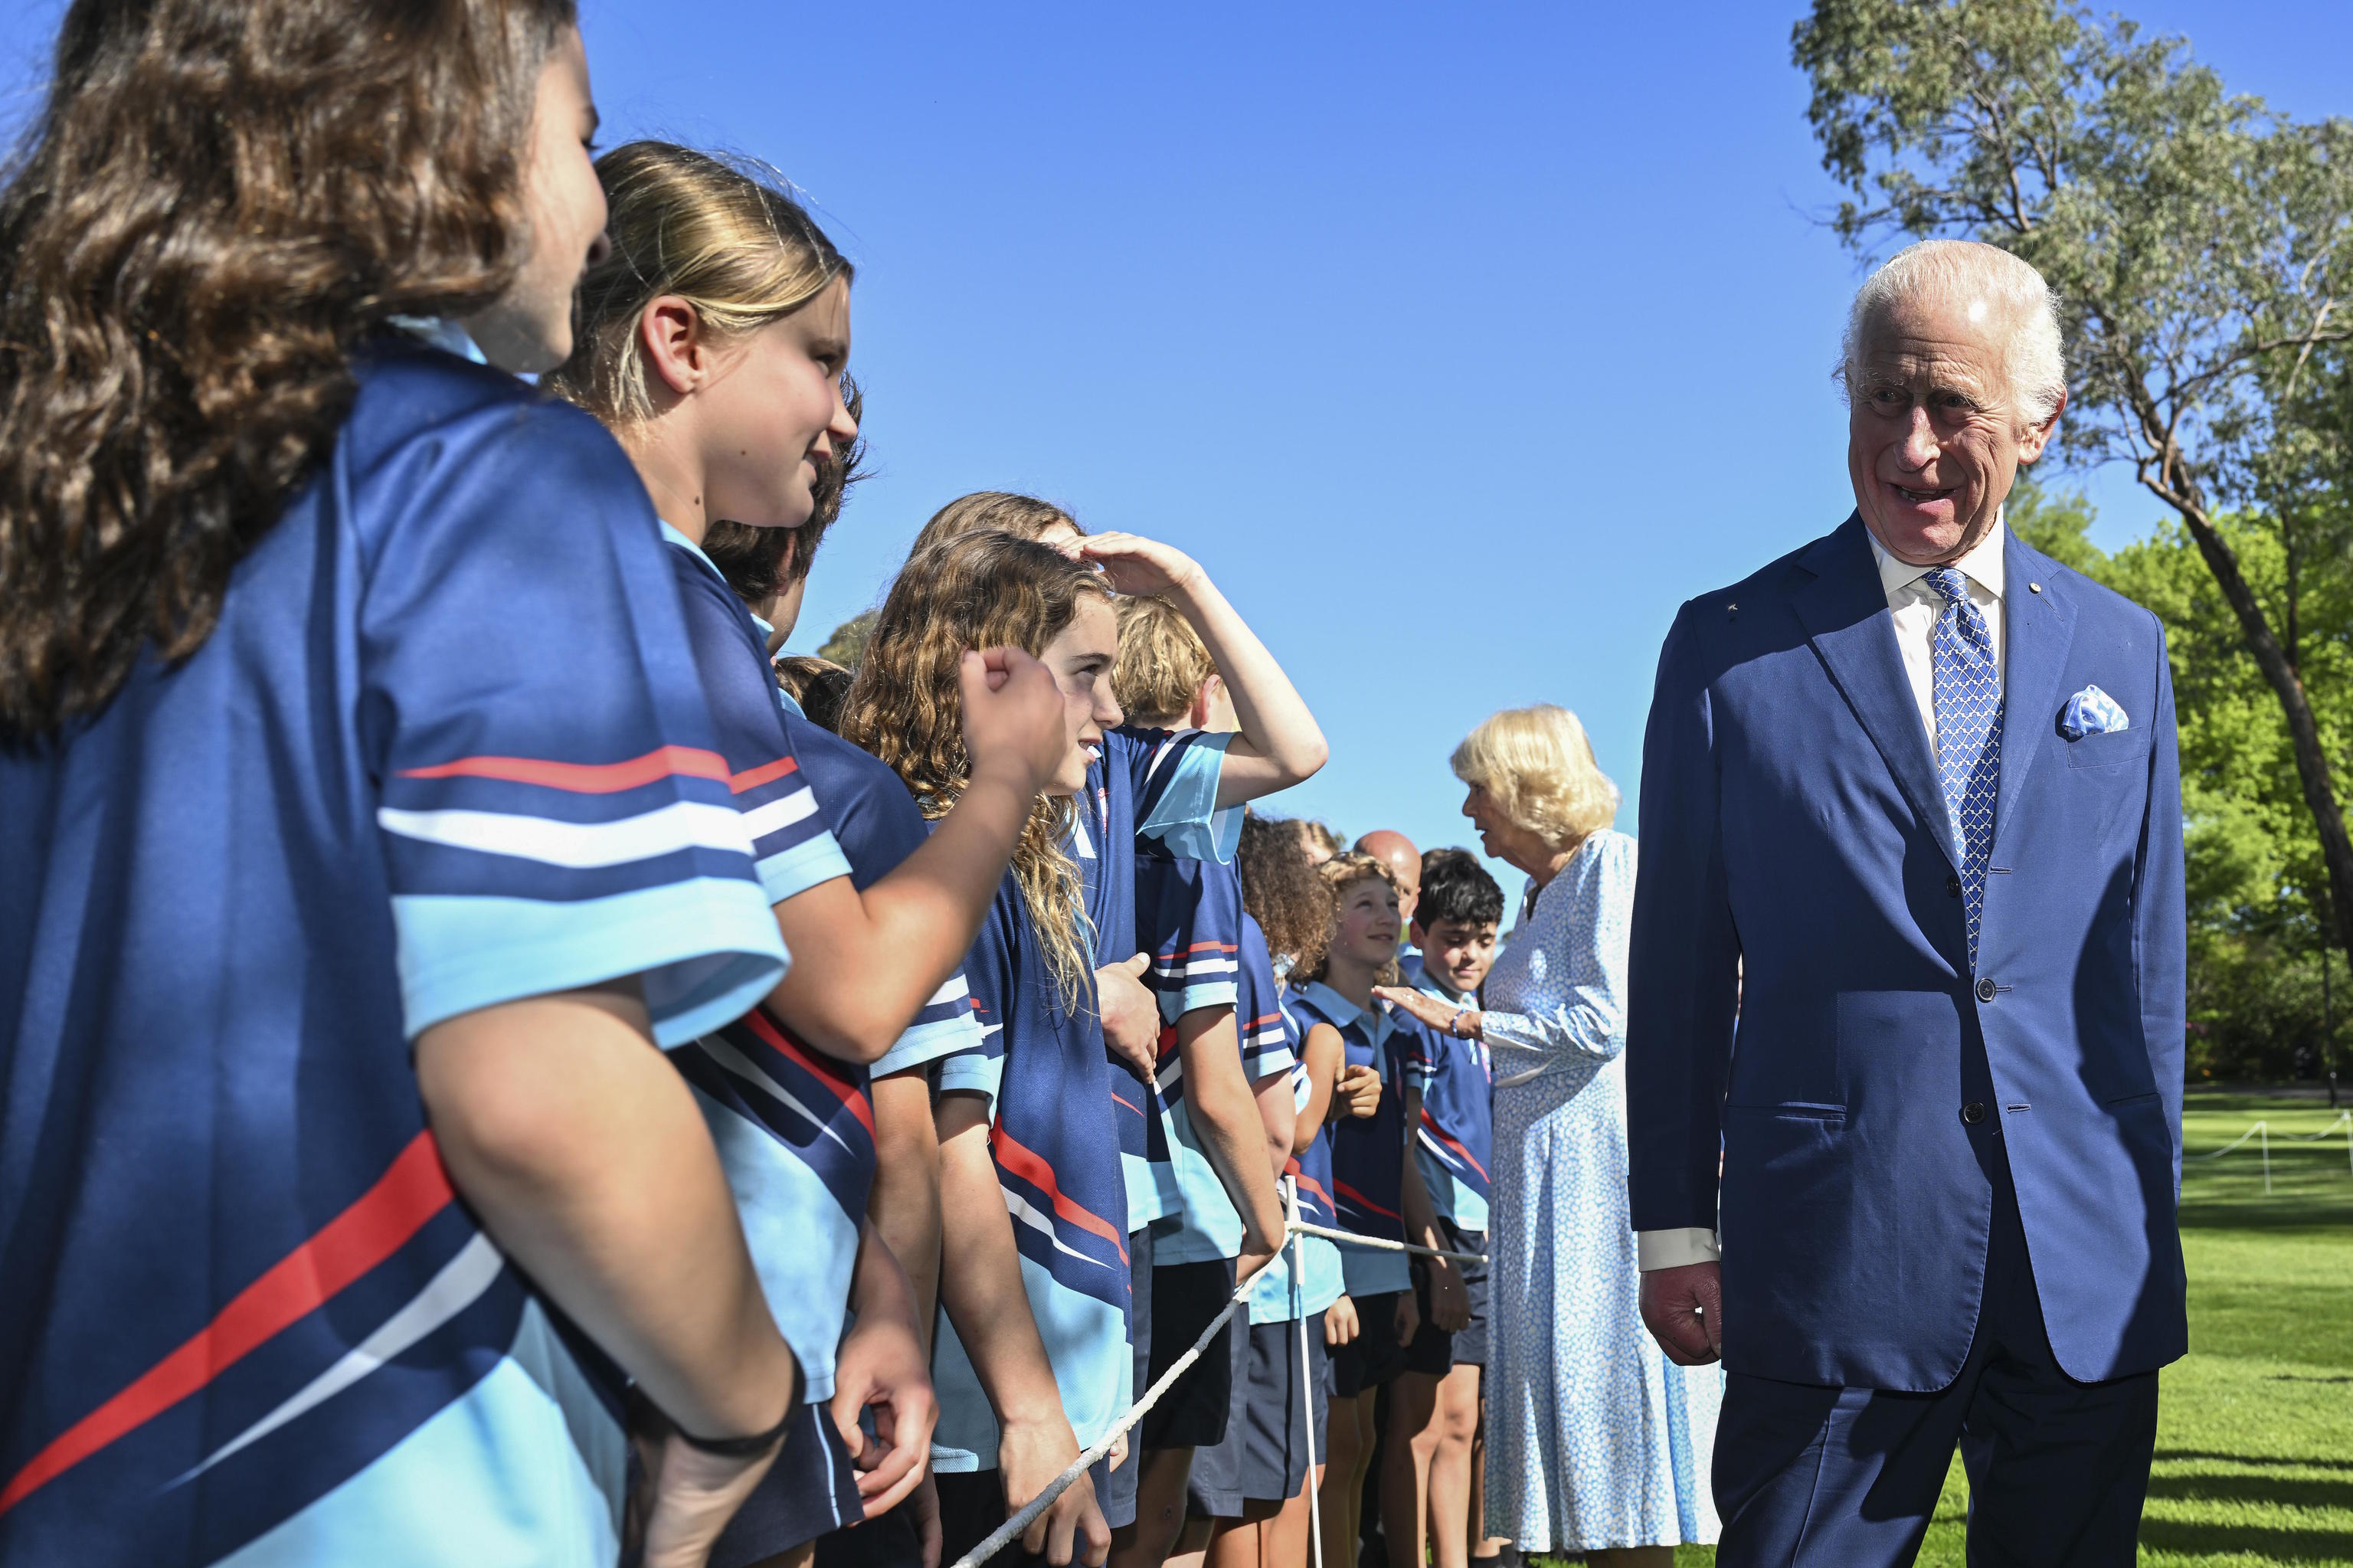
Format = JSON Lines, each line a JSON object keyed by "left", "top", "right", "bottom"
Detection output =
{"left": 1373, "top": 985, "right": 1467, "bottom": 1036}
{"left": 960, "top": 647, "right": 1067, "bottom": 797}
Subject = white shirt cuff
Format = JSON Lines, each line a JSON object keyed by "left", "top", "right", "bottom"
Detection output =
{"left": 1636, "top": 1227, "right": 1721, "bottom": 1270}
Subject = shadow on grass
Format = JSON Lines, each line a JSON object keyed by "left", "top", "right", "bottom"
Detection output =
{"left": 2160, "top": 1449, "right": 2353, "bottom": 1474}
{"left": 2139, "top": 1517, "right": 2353, "bottom": 1561}
{"left": 2148, "top": 1468, "right": 2353, "bottom": 1512}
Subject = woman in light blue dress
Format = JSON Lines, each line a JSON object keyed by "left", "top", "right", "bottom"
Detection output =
{"left": 1383, "top": 705, "right": 1720, "bottom": 1564}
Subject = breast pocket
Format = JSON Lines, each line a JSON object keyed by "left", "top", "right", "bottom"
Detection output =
{"left": 2064, "top": 726, "right": 2153, "bottom": 771}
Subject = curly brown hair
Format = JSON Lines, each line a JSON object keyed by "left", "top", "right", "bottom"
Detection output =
{"left": 1297, "top": 850, "right": 1402, "bottom": 987}
{"left": 0, "top": 0, "right": 574, "bottom": 734}
{"left": 908, "top": 492, "right": 1082, "bottom": 558}
{"left": 839, "top": 529, "right": 1111, "bottom": 1013}
{"left": 1236, "top": 811, "right": 1333, "bottom": 979}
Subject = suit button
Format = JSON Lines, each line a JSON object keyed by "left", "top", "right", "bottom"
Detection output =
{"left": 1946, "top": 874, "right": 1962, "bottom": 898}
{"left": 1962, "top": 1102, "right": 1987, "bottom": 1125}
{"left": 1975, "top": 977, "right": 1997, "bottom": 1003}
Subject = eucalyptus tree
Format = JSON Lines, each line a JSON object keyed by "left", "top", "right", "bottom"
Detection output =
{"left": 1795, "top": 0, "right": 2353, "bottom": 973}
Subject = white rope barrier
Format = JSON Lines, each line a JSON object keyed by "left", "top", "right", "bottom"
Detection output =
{"left": 944, "top": 1187, "right": 1481, "bottom": 1568}
{"left": 2183, "top": 1111, "right": 2353, "bottom": 1190}
{"left": 1288, "top": 1217, "right": 1490, "bottom": 1266}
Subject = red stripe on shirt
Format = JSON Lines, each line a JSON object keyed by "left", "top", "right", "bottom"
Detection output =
{"left": 1283, "top": 1161, "right": 1337, "bottom": 1215}
{"left": 1419, "top": 1108, "right": 1491, "bottom": 1181}
{"left": 1333, "top": 1179, "right": 1402, "bottom": 1223}
{"left": 740, "top": 1009, "right": 876, "bottom": 1140}
{"left": 991, "top": 1127, "right": 1128, "bottom": 1262}
{"left": 399, "top": 745, "right": 795, "bottom": 797}
{"left": 0, "top": 1132, "right": 457, "bottom": 1517}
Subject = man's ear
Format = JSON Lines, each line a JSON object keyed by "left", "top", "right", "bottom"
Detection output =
{"left": 2018, "top": 386, "right": 2066, "bottom": 465}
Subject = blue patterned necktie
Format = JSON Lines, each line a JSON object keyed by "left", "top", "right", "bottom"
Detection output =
{"left": 1926, "top": 567, "right": 2001, "bottom": 969}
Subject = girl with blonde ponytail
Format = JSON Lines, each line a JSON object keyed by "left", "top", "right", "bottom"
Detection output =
{"left": 548, "top": 142, "right": 1069, "bottom": 1568}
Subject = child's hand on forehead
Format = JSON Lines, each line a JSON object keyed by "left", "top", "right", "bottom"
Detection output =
{"left": 1078, "top": 531, "right": 1203, "bottom": 599}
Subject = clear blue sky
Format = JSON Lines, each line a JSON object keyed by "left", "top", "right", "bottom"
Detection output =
{"left": 6, "top": 1, "right": 2352, "bottom": 898}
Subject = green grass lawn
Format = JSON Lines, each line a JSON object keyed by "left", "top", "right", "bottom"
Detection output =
{"left": 1541, "top": 1092, "right": 2353, "bottom": 1567}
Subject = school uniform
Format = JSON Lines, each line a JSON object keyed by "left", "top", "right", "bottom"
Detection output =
{"left": 661, "top": 524, "right": 987, "bottom": 1565}
{"left": 1188, "top": 918, "right": 1331, "bottom": 1517}
{"left": 0, "top": 339, "right": 792, "bottom": 1566}
{"left": 1066, "top": 727, "right": 1235, "bottom": 1521}
{"left": 1404, "top": 974, "right": 1494, "bottom": 1371}
{"left": 1134, "top": 852, "right": 1252, "bottom": 1452}
{"left": 1290, "top": 982, "right": 1417, "bottom": 1396}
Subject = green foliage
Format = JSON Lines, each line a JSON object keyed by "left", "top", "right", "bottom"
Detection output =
{"left": 2011, "top": 476, "right": 2351, "bottom": 1080}
{"left": 817, "top": 608, "right": 876, "bottom": 670}
{"left": 1795, "top": 0, "right": 2353, "bottom": 1079}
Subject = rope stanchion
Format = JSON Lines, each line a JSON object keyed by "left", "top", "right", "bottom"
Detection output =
{"left": 2185, "top": 1120, "right": 2265, "bottom": 1161}
{"left": 1287, "top": 1178, "right": 1324, "bottom": 1568}
{"left": 944, "top": 1207, "right": 1481, "bottom": 1568}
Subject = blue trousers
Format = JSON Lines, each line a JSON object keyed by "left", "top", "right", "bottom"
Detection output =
{"left": 1714, "top": 1165, "right": 2159, "bottom": 1566}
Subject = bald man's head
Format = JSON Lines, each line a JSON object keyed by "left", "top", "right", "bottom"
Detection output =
{"left": 1353, "top": 830, "right": 1422, "bottom": 923}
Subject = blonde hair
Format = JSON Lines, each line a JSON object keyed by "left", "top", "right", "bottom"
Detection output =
{"left": 1113, "top": 596, "right": 1212, "bottom": 728}
{"left": 910, "top": 493, "right": 1082, "bottom": 558}
{"left": 840, "top": 530, "right": 1111, "bottom": 1014}
{"left": 1451, "top": 704, "right": 1618, "bottom": 855}
{"left": 547, "top": 141, "right": 850, "bottom": 425}
{"left": 1298, "top": 851, "right": 1401, "bottom": 988}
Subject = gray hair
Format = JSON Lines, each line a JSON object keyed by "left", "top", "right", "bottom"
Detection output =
{"left": 1838, "top": 240, "right": 2067, "bottom": 426}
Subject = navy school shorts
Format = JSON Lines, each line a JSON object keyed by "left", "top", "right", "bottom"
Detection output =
{"left": 1405, "top": 1219, "right": 1487, "bottom": 1374}
{"left": 706, "top": 1399, "right": 863, "bottom": 1568}
{"left": 1188, "top": 1311, "right": 1330, "bottom": 1517}
{"left": 1139, "top": 1255, "right": 1242, "bottom": 1451}
{"left": 1329, "top": 1291, "right": 1406, "bottom": 1398}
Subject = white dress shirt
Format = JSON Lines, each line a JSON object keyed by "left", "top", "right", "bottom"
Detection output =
{"left": 1635, "top": 516, "right": 2011, "bottom": 1273}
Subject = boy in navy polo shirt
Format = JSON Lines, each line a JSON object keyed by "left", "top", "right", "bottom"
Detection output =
{"left": 1381, "top": 849, "right": 1504, "bottom": 1568}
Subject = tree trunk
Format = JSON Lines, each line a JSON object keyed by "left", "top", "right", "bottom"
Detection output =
{"left": 2169, "top": 499, "right": 2353, "bottom": 984}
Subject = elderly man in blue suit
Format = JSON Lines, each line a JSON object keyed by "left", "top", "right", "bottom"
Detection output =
{"left": 1625, "top": 238, "right": 2186, "bottom": 1566}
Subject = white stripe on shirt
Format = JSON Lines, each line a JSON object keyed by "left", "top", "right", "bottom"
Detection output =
{"left": 377, "top": 800, "right": 754, "bottom": 869}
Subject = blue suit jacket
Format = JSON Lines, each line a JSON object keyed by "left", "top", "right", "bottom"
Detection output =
{"left": 1625, "top": 514, "right": 2188, "bottom": 1390}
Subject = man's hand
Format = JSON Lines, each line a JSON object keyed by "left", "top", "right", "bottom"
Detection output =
{"left": 1425, "top": 1258, "right": 1470, "bottom": 1334}
{"left": 1096, "top": 953, "right": 1159, "bottom": 1081}
{"left": 1325, "top": 1293, "right": 1360, "bottom": 1346}
{"left": 1640, "top": 1261, "right": 1724, "bottom": 1366}
{"left": 1337, "top": 1062, "right": 1383, "bottom": 1120}
{"left": 830, "top": 1298, "right": 937, "bottom": 1518}
{"left": 1000, "top": 1416, "right": 1111, "bottom": 1567}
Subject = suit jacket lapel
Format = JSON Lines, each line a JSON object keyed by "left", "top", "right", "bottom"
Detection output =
{"left": 1792, "top": 514, "right": 1959, "bottom": 872}
{"left": 1994, "top": 530, "right": 2078, "bottom": 848}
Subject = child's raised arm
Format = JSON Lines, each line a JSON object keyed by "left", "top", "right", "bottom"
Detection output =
{"left": 768, "top": 647, "right": 1065, "bottom": 1062}
{"left": 1079, "top": 532, "right": 1327, "bottom": 806}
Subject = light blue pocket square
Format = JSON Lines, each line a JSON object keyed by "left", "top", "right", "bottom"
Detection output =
{"left": 2059, "top": 684, "right": 2129, "bottom": 740}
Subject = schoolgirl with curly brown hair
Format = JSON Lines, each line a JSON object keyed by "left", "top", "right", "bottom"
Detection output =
{"left": 0, "top": 6, "right": 813, "bottom": 1563}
